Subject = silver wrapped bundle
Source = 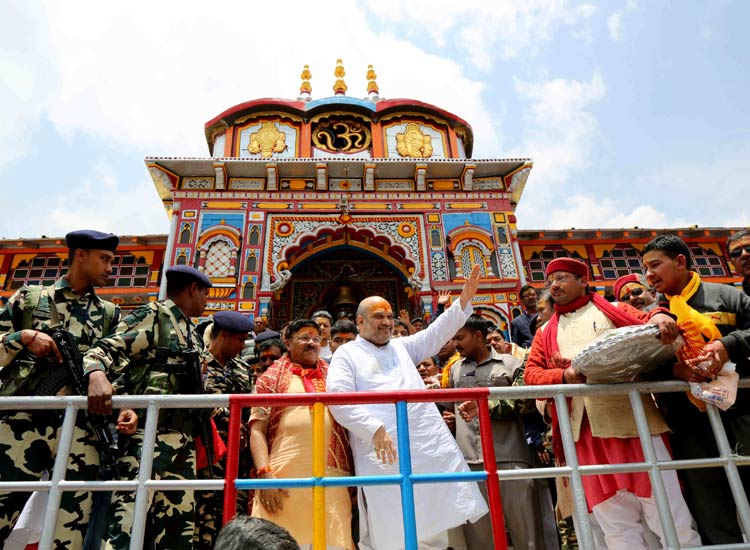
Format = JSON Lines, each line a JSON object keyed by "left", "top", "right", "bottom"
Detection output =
{"left": 572, "top": 325, "right": 681, "bottom": 383}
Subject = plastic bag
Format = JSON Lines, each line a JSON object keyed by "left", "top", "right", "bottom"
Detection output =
{"left": 689, "top": 362, "right": 738, "bottom": 411}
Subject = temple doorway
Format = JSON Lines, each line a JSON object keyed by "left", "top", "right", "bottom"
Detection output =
{"left": 270, "top": 248, "right": 412, "bottom": 327}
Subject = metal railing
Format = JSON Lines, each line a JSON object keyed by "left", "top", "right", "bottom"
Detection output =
{"left": 1, "top": 379, "right": 748, "bottom": 550}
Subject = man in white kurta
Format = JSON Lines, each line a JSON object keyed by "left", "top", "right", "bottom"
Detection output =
{"left": 327, "top": 266, "right": 488, "bottom": 550}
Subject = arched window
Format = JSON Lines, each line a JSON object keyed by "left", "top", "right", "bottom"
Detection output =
{"left": 430, "top": 229, "right": 442, "bottom": 249}
{"left": 460, "top": 245, "right": 487, "bottom": 277}
{"left": 599, "top": 246, "right": 644, "bottom": 279}
{"left": 526, "top": 247, "right": 586, "bottom": 282}
{"left": 689, "top": 245, "right": 728, "bottom": 277}
{"left": 179, "top": 224, "right": 192, "bottom": 244}
{"left": 106, "top": 254, "right": 151, "bottom": 287}
{"left": 204, "top": 240, "right": 232, "bottom": 277}
{"left": 248, "top": 226, "right": 260, "bottom": 246}
{"left": 176, "top": 252, "right": 188, "bottom": 266}
{"left": 246, "top": 251, "right": 257, "bottom": 272}
{"left": 242, "top": 281, "right": 255, "bottom": 300}
{"left": 9, "top": 256, "right": 67, "bottom": 290}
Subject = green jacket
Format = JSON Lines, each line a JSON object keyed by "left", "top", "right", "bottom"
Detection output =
{"left": 0, "top": 278, "right": 118, "bottom": 396}
{"left": 84, "top": 299, "right": 206, "bottom": 397}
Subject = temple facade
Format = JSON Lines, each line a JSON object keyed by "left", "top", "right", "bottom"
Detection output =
{"left": 0, "top": 62, "right": 743, "bottom": 332}
{"left": 144, "top": 61, "right": 532, "bottom": 330}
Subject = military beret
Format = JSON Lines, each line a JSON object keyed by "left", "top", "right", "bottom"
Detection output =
{"left": 165, "top": 265, "right": 212, "bottom": 288}
{"left": 254, "top": 330, "right": 281, "bottom": 344}
{"left": 65, "top": 230, "right": 119, "bottom": 253}
{"left": 213, "top": 311, "right": 254, "bottom": 333}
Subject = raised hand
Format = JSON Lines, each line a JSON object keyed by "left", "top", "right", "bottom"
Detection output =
{"left": 459, "top": 264, "right": 482, "bottom": 309}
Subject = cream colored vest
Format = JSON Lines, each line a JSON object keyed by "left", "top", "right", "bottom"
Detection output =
{"left": 557, "top": 302, "right": 669, "bottom": 440}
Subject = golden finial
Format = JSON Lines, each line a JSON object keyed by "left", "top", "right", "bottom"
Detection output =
{"left": 298, "top": 64, "right": 312, "bottom": 101}
{"left": 333, "top": 58, "right": 347, "bottom": 95}
{"left": 366, "top": 64, "right": 380, "bottom": 100}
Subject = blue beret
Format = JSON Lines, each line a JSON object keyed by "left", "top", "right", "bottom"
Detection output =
{"left": 254, "top": 330, "right": 281, "bottom": 344}
{"left": 165, "top": 265, "right": 212, "bottom": 288}
{"left": 65, "top": 230, "right": 119, "bottom": 253}
{"left": 213, "top": 311, "right": 254, "bottom": 333}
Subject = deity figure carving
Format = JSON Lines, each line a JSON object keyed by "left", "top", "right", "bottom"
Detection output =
{"left": 270, "top": 268, "right": 292, "bottom": 291}
{"left": 248, "top": 122, "right": 287, "bottom": 158}
{"left": 396, "top": 123, "right": 433, "bottom": 158}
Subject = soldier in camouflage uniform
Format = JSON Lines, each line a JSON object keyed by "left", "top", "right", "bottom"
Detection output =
{"left": 194, "top": 311, "right": 254, "bottom": 550}
{"left": 0, "top": 230, "right": 137, "bottom": 549}
{"left": 83, "top": 265, "right": 212, "bottom": 550}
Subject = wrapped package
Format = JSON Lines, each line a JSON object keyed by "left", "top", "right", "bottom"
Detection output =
{"left": 572, "top": 325, "right": 681, "bottom": 383}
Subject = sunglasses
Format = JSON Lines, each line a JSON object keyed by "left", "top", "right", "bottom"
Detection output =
{"left": 619, "top": 287, "right": 645, "bottom": 302}
{"left": 729, "top": 244, "right": 750, "bottom": 259}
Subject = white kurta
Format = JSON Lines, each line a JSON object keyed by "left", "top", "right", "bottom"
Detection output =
{"left": 327, "top": 300, "right": 488, "bottom": 550}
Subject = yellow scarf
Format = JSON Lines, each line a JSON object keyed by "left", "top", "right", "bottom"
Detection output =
{"left": 665, "top": 271, "right": 722, "bottom": 410}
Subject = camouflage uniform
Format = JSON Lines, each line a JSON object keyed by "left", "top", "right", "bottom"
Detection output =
{"left": 0, "top": 278, "right": 119, "bottom": 549}
{"left": 83, "top": 298, "right": 205, "bottom": 550}
{"left": 193, "top": 353, "right": 252, "bottom": 550}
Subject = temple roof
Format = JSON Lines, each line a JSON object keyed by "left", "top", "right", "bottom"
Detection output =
{"left": 203, "top": 96, "right": 475, "bottom": 156}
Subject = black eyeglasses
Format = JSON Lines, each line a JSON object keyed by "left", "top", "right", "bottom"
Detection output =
{"left": 729, "top": 244, "right": 750, "bottom": 259}
{"left": 620, "top": 287, "right": 645, "bottom": 302}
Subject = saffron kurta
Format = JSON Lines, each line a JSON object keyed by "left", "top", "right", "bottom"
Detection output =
{"left": 327, "top": 299, "right": 488, "bottom": 550}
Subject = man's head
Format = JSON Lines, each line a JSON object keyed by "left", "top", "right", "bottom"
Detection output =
{"left": 285, "top": 319, "right": 321, "bottom": 368}
{"left": 519, "top": 284, "right": 539, "bottom": 314}
{"left": 544, "top": 258, "right": 589, "bottom": 306}
{"left": 356, "top": 296, "right": 394, "bottom": 346}
{"left": 727, "top": 229, "right": 750, "bottom": 281}
{"left": 391, "top": 319, "right": 410, "bottom": 338}
{"left": 536, "top": 291, "right": 555, "bottom": 325}
{"left": 65, "top": 229, "right": 119, "bottom": 288}
{"left": 311, "top": 310, "right": 333, "bottom": 341}
{"left": 214, "top": 516, "right": 300, "bottom": 550}
{"left": 329, "top": 319, "right": 358, "bottom": 355}
{"left": 453, "top": 314, "right": 491, "bottom": 361}
{"left": 486, "top": 328, "right": 509, "bottom": 354}
{"left": 437, "top": 337, "right": 457, "bottom": 363}
{"left": 417, "top": 356, "right": 440, "bottom": 380}
{"left": 165, "top": 266, "right": 212, "bottom": 317}
{"left": 411, "top": 317, "right": 425, "bottom": 332}
{"left": 253, "top": 317, "right": 267, "bottom": 334}
{"left": 641, "top": 234, "right": 693, "bottom": 295}
{"left": 210, "top": 311, "right": 254, "bottom": 360}
{"left": 255, "top": 333, "right": 287, "bottom": 373}
{"left": 613, "top": 274, "right": 656, "bottom": 310}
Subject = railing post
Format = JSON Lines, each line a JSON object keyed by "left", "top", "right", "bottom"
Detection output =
{"left": 396, "top": 400, "right": 418, "bottom": 550}
{"left": 628, "top": 389, "right": 680, "bottom": 549}
{"left": 553, "top": 393, "right": 595, "bottom": 550}
{"left": 477, "top": 396, "right": 507, "bottom": 550}
{"left": 706, "top": 403, "right": 750, "bottom": 537}
{"left": 312, "top": 401, "right": 326, "bottom": 550}
{"left": 129, "top": 402, "right": 160, "bottom": 550}
{"left": 223, "top": 398, "right": 243, "bottom": 525}
{"left": 38, "top": 401, "right": 79, "bottom": 550}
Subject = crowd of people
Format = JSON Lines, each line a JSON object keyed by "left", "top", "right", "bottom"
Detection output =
{"left": 0, "top": 229, "right": 749, "bottom": 549}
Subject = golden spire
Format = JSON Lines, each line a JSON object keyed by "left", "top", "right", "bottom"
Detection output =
{"left": 366, "top": 64, "right": 380, "bottom": 100}
{"left": 333, "top": 59, "right": 347, "bottom": 95}
{"left": 298, "top": 64, "right": 312, "bottom": 101}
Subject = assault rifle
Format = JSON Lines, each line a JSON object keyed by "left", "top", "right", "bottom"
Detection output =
{"left": 35, "top": 329, "right": 120, "bottom": 477}
{"left": 183, "top": 349, "right": 215, "bottom": 478}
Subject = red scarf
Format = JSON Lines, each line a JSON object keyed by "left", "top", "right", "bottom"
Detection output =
{"left": 289, "top": 365, "right": 326, "bottom": 393}
{"left": 543, "top": 292, "right": 644, "bottom": 462}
